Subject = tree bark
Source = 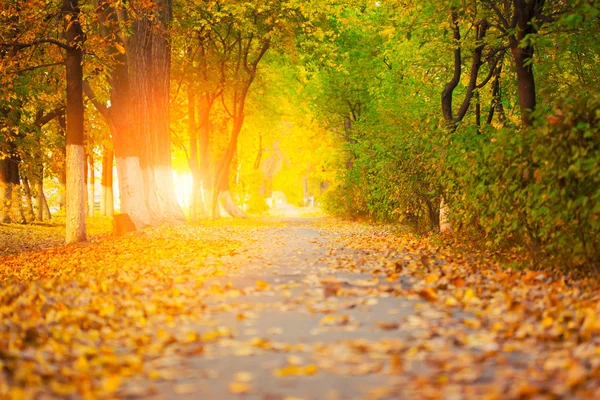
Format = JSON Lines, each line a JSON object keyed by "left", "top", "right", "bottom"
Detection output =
{"left": 22, "top": 176, "right": 35, "bottom": 222}
{"left": 63, "top": 0, "right": 87, "bottom": 243}
{"left": 0, "top": 159, "right": 9, "bottom": 223}
{"left": 509, "top": 0, "right": 544, "bottom": 126}
{"left": 198, "top": 102, "right": 211, "bottom": 219}
{"left": 212, "top": 116, "right": 247, "bottom": 218}
{"left": 125, "top": 0, "right": 185, "bottom": 228}
{"left": 101, "top": 145, "right": 114, "bottom": 216}
{"left": 86, "top": 0, "right": 185, "bottom": 229}
{"left": 88, "top": 154, "right": 95, "bottom": 216}
{"left": 41, "top": 189, "right": 51, "bottom": 220}
{"left": 188, "top": 83, "right": 199, "bottom": 222}
{"left": 7, "top": 157, "right": 25, "bottom": 224}
{"left": 57, "top": 112, "right": 67, "bottom": 211}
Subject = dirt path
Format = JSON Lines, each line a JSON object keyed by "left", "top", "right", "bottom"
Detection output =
{"left": 1, "top": 217, "right": 599, "bottom": 399}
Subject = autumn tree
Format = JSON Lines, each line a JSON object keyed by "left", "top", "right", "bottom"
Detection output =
{"left": 1, "top": 0, "right": 87, "bottom": 243}
{"left": 84, "top": 0, "right": 185, "bottom": 229}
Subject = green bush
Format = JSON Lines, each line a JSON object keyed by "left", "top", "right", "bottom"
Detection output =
{"left": 323, "top": 119, "right": 441, "bottom": 231}
{"left": 446, "top": 92, "right": 600, "bottom": 270}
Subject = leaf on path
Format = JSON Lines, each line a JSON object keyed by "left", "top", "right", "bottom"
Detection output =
{"left": 273, "top": 364, "right": 318, "bottom": 377}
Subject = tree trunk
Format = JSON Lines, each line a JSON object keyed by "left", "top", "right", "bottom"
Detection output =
{"left": 88, "top": 154, "right": 95, "bottom": 216}
{"left": 198, "top": 104, "right": 211, "bottom": 219}
{"left": 100, "top": 154, "right": 106, "bottom": 215}
{"left": 57, "top": 113, "right": 67, "bottom": 211}
{"left": 212, "top": 117, "right": 247, "bottom": 219}
{"left": 86, "top": 0, "right": 192, "bottom": 229}
{"left": 0, "top": 159, "right": 9, "bottom": 223}
{"left": 63, "top": 0, "right": 87, "bottom": 243}
{"left": 511, "top": 0, "right": 542, "bottom": 127}
{"left": 188, "top": 84, "right": 199, "bottom": 222}
{"left": 8, "top": 157, "right": 25, "bottom": 224}
{"left": 22, "top": 176, "right": 35, "bottom": 222}
{"left": 511, "top": 45, "right": 536, "bottom": 126}
{"left": 41, "top": 190, "right": 51, "bottom": 220}
{"left": 35, "top": 175, "right": 44, "bottom": 221}
{"left": 219, "top": 191, "right": 246, "bottom": 218}
{"left": 117, "top": 0, "right": 185, "bottom": 228}
{"left": 101, "top": 146, "right": 114, "bottom": 216}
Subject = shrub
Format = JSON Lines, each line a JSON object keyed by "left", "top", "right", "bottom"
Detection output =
{"left": 447, "top": 92, "right": 600, "bottom": 270}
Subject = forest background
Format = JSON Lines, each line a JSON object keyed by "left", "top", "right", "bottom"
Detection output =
{"left": 1, "top": 0, "right": 599, "bottom": 272}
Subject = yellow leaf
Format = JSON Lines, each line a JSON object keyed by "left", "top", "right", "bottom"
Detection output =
{"left": 463, "top": 288, "right": 477, "bottom": 303}
{"left": 229, "top": 382, "right": 252, "bottom": 394}
{"left": 273, "top": 364, "right": 318, "bottom": 377}
{"left": 74, "top": 355, "right": 89, "bottom": 373}
{"left": 99, "top": 302, "right": 115, "bottom": 317}
{"left": 541, "top": 316, "right": 553, "bottom": 328}
{"left": 148, "top": 370, "right": 161, "bottom": 380}
{"left": 256, "top": 280, "right": 270, "bottom": 290}
{"left": 444, "top": 297, "right": 458, "bottom": 307}
{"left": 463, "top": 318, "right": 481, "bottom": 329}
{"left": 115, "top": 43, "right": 126, "bottom": 54}
{"left": 50, "top": 381, "right": 77, "bottom": 396}
{"left": 424, "top": 273, "right": 438, "bottom": 284}
{"left": 103, "top": 375, "right": 121, "bottom": 393}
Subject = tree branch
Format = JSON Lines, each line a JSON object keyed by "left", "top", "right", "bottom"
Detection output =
{"left": 441, "top": 10, "right": 462, "bottom": 124}
{"left": 2, "top": 38, "right": 74, "bottom": 51}
{"left": 34, "top": 106, "right": 65, "bottom": 127}
{"left": 82, "top": 80, "right": 111, "bottom": 123}
{"left": 13, "top": 61, "right": 64, "bottom": 74}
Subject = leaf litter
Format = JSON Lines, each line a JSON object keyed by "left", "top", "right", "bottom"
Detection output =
{"left": 0, "top": 218, "right": 599, "bottom": 399}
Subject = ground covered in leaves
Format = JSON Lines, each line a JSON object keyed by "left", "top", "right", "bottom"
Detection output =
{"left": 1, "top": 216, "right": 599, "bottom": 399}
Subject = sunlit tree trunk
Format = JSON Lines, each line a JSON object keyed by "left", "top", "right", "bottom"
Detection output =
{"left": 57, "top": 113, "right": 67, "bottom": 211}
{"left": 41, "top": 188, "right": 51, "bottom": 220}
{"left": 63, "top": 0, "right": 87, "bottom": 243}
{"left": 198, "top": 101, "right": 211, "bottom": 219}
{"left": 88, "top": 154, "right": 95, "bottom": 216}
{"left": 22, "top": 176, "right": 35, "bottom": 222}
{"left": 212, "top": 117, "right": 247, "bottom": 218}
{"left": 188, "top": 83, "right": 199, "bottom": 222}
{"left": 127, "top": 0, "right": 185, "bottom": 227}
{"left": 85, "top": 0, "right": 185, "bottom": 229}
{"left": 100, "top": 146, "right": 114, "bottom": 216}
{"left": 0, "top": 159, "right": 9, "bottom": 223}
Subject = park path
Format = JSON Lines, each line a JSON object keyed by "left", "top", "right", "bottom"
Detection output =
{"left": 1, "top": 215, "right": 599, "bottom": 399}
{"left": 116, "top": 216, "right": 598, "bottom": 400}
{"left": 141, "top": 218, "right": 430, "bottom": 400}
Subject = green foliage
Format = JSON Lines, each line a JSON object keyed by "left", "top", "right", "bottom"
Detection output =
{"left": 446, "top": 92, "right": 600, "bottom": 269}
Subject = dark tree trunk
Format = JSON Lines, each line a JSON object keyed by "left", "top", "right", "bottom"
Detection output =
{"left": 63, "top": 0, "right": 87, "bottom": 243}
{"left": 7, "top": 157, "right": 25, "bottom": 224}
{"left": 510, "top": 0, "right": 544, "bottom": 126}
